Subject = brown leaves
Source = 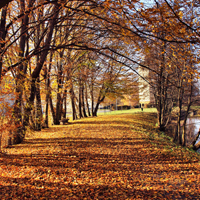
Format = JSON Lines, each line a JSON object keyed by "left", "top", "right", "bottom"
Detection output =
{"left": 0, "top": 113, "right": 200, "bottom": 199}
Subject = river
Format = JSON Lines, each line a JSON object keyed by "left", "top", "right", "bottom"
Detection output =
{"left": 185, "top": 117, "right": 200, "bottom": 153}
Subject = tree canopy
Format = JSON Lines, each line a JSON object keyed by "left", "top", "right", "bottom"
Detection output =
{"left": 0, "top": 0, "right": 199, "bottom": 148}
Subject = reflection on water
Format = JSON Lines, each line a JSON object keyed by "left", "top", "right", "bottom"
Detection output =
{"left": 185, "top": 117, "right": 200, "bottom": 152}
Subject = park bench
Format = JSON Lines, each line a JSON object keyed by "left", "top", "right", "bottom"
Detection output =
{"left": 59, "top": 118, "right": 69, "bottom": 125}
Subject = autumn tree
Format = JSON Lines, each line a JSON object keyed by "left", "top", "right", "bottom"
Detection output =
{"left": 0, "top": 0, "right": 200, "bottom": 149}
{"left": 1, "top": 0, "right": 61, "bottom": 142}
{"left": 140, "top": 0, "right": 200, "bottom": 146}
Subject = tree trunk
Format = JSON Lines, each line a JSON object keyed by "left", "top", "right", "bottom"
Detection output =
{"left": 90, "top": 82, "right": 94, "bottom": 117}
{"left": 193, "top": 141, "right": 200, "bottom": 151}
{"left": 174, "top": 85, "right": 183, "bottom": 144}
{"left": 12, "top": 0, "right": 33, "bottom": 144}
{"left": 70, "top": 87, "right": 77, "bottom": 120}
{"left": 49, "top": 95, "right": 56, "bottom": 125}
{"left": 78, "top": 82, "right": 83, "bottom": 118}
{"left": 55, "top": 77, "right": 62, "bottom": 124}
{"left": 182, "top": 101, "right": 192, "bottom": 146}
{"left": 44, "top": 67, "right": 49, "bottom": 128}
{"left": 0, "top": 6, "right": 7, "bottom": 82}
{"left": 35, "top": 77, "right": 43, "bottom": 130}
{"left": 192, "top": 130, "right": 200, "bottom": 150}
{"left": 55, "top": 53, "right": 64, "bottom": 124}
{"left": 176, "top": 93, "right": 182, "bottom": 144}
{"left": 93, "top": 96, "right": 105, "bottom": 117}
{"left": 55, "top": 91, "right": 62, "bottom": 124}
{"left": 81, "top": 84, "right": 87, "bottom": 117}
{"left": 85, "top": 83, "right": 91, "bottom": 116}
{"left": 45, "top": 96, "right": 49, "bottom": 128}
{"left": 63, "top": 89, "right": 67, "bottom": 118}
{"left": 44, "top": 52, "right": 53, "bottom": 127}
{"left": 23, "top": 2, "right": 59, "bottom": 127}
{"left": 182, "top": 80, "right": 194, "bottom": 146}
{"left": 0, "top": 1, "right": 12, "bottom": 10}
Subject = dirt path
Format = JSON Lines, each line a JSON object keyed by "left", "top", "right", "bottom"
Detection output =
{"left": 0, "top": 113, "right": 200, "bottom": 199}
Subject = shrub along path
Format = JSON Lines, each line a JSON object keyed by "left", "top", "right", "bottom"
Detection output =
{"left": 0, "top": 113, "right": 200, "bottom": 199}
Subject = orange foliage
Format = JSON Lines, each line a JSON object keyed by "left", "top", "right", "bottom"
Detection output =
{"left": 0, "top": 113, "right": 200, "bottom": 199}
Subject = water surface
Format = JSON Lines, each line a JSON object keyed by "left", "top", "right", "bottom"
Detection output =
{"left": 185, "top": 117, "right": 200, "bottom": 152}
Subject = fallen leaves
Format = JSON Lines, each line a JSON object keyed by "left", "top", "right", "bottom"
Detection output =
{"left": 0, "top": 113, "right": 200, "bottom": 199}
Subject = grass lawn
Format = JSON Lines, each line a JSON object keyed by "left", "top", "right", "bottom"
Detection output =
{"left": 0, "top": 113, "right": 200, "bottom": 199}
{"left": 97, "top": 108, "right": 157, "bottom": 116}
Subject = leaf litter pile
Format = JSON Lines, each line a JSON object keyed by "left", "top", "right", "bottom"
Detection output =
{"left": 0, "top": 113, "right": 200, "bottom": 199}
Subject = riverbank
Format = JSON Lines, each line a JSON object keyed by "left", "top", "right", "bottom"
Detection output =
{"left": 0, "top": 113, "right": 200, "bottom": 199}
{"left": 165, "top": 107, "right": 200, "bottom": 148}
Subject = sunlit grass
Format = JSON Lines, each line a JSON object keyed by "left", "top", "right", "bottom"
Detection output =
{"left": 97, "top": 108, "right": 157, "bottom": 115}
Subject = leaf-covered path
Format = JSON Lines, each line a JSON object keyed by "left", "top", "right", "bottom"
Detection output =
{"left": 0, "top": 113, "right": 200, "bottom": 199}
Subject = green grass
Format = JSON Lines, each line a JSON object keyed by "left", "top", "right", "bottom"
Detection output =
{"left": 97, "top": 108, "right": 157, "bottom": 115}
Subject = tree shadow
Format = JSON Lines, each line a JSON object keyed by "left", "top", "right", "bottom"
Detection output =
{"left": 0, "top": 176, "right": 198, "bottom": 199}
{"left": 1, "top": 137, "right": 197, "bottom": 173}
{"left": 0, "top": 113, "right": 199, "bottom": 199}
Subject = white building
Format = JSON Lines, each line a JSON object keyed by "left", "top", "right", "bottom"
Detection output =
{"left": 138, "top": 67, "right": 155, "bottom": 108}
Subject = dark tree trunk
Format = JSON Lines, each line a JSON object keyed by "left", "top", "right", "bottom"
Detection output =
{"left": 193, "top": 141, "right": 200, "bottom": 151}
{"left": 78, "top": 81, "right": 83, "bottom": 118}
{"left": 0, "top": 1, "right": 12, "bottom": 10}
{"left": 93, "top": 96, "right": 105, "bottom": 117}
{"left": 70, "top": 87, "right": 77, "bottom": 120}
{"left": 55, "top": 91, "right": 62, "bottom": 124}
{"left": 192, "top": 130, "right": 200, "bottom": 151}
{"left": 12, "top": 0, "right": 34, "bottom": 144}
{"left": 44, "top": 47, "right": 53, "bottom": 127}
{"left": 35, "top": 77, "right": 43, "bottom": 130}
{"left": 55, "top": 52, "right": 64, "bottom": 124}
{"left": 63, "top": 89, "right": 67, "bottom": 118}
{"left": 182, "top": 103, "right": 191, "bottom": 147}
{"left": 156, "top": 67, "right": 166, "bottom": 132}
{"left": 23, "top": 3, "right": 59, "bottom": 127}
{"left": 174, "top": 85, "right": 183, "bottom": 144}
{"left": 49, "top": 95, "right": 56, "bottom": 125}
{"left": 44, "top": 63, "right": 49, "bottom": 128}
{"left": 0, "top": 6, "right": 7, "bottom": 82}
{"left": 182, "top": 83, "right": 193, "bottom": 146}
{"left": 85, "top": 83, "right": 91, "bottom": 116}
{"left": 45, "top": 96, "right": 49, "bottom": 128}
{"left": 81, "top": 84, "right": 87, "bottom": 117}
{"left": 155, "top": 41, "right": 173, "bottom": 132}
{"left": 90, "top": 82, "right": 94, "bottom": 117}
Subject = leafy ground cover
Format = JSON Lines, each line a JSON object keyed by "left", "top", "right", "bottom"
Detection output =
{"left": 0, "top": 113, "right": 200, "bottom": 199}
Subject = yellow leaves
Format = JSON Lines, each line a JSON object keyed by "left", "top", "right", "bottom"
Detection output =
{"left": 103, "top": 0, "right": 111, "bottom": 9}
{"left": 172, "top": 52, "right": 177, "bottom": 58}
{"left": 144, "top": 47, "right": 150, "bottom": 53}
{"left": 51, "top": 80, "right": 57, "bottom": 89}
{"left": 178, "top": 11, "right": 183, "bottom": 19}
{"left": 1, "top": 114, "right": 200, "bottom": 199}
{"left": 112, "top": 12, "right": 119, "bottom": 20}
